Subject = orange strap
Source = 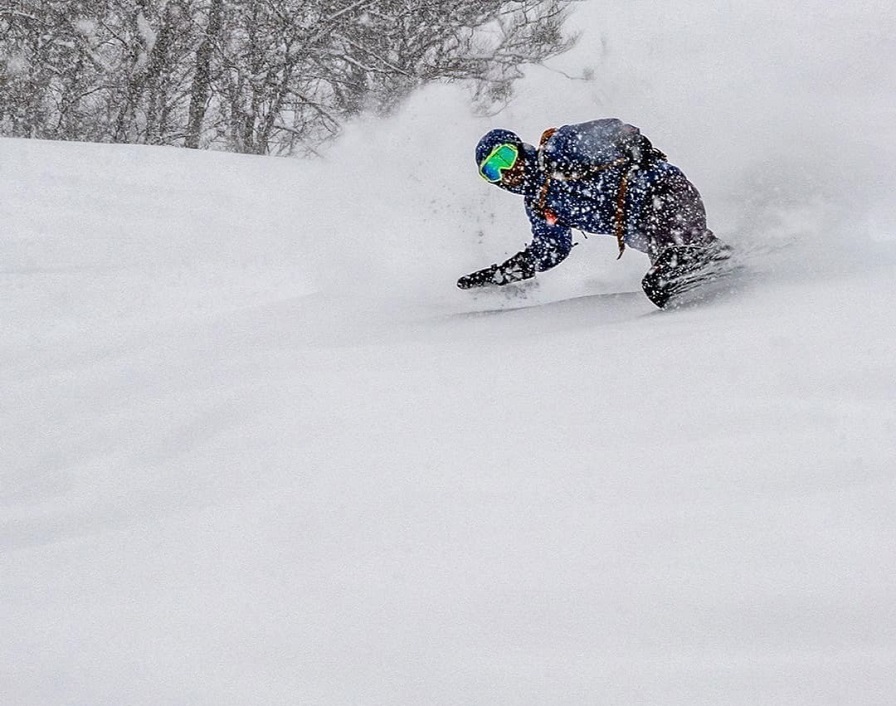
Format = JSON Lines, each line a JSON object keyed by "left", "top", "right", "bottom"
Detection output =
{"left": 614, "top": 169, "right": 632, "bottom": 259}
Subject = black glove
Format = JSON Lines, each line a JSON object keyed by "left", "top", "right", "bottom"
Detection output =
{"left": 457, "top": 249, "right": 536, "bottom": 289}
{"left": 457, "top": 263, "right": 501, "bottom": 289}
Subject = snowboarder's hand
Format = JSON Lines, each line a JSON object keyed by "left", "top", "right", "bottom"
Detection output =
{"left": 457, "top": 264, "right": 501, "bottom": 289}
{"left": 457, "top": 249, "right": 536, "bottom": 290}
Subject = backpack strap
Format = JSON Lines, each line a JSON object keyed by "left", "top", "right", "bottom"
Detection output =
{"left": 614, "top": 168, "right": 633, "bottom": 259}
{"left": 535, "top": 127, "right": 558, "bottom": 224}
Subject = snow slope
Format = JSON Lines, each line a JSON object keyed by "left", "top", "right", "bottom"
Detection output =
{"left": 3, "top": 2, "right": 896, "bottom": 704}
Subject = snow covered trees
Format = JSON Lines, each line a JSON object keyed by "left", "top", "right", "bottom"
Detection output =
{"left": 0, "top": 0, "right": 576, "bottom": 154}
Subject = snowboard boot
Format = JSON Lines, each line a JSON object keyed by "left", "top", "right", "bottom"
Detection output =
{"left": 641, "top": 242, "right": 733, "bottom": 308}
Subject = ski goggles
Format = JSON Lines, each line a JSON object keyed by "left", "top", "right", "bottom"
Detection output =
{"left": 479, "top": 143, "right": 519, "bottom": 182}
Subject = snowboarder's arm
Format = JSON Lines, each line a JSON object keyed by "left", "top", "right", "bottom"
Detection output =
{"left": 455, "top": 205, "right": 573, "bottom": 290}
{"left": 525, "top": 203, "right": 573, "bottom": 271}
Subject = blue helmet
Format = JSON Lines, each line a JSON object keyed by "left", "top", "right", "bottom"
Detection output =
{"left": 475, "top": 129, "right": 523, "bottom": 167}
{"left": 475, "top": 129, "right": 537, "bottom": 194}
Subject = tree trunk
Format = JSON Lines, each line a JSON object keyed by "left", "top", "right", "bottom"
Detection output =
{"left": 185, "top": 0, "right": 223, "bottom": 149}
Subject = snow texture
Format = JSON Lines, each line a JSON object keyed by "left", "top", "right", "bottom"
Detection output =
{"left": 2, "top": 2, "right": 896, "bottom": 704}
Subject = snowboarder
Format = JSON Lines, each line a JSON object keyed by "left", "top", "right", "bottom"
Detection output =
{"left": 458, "top": 118, "right": 732, "bottom": 307}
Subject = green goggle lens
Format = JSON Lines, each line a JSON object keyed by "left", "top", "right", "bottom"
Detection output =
{"left": 479, "top": 143, "right": 519, "bottom": 182}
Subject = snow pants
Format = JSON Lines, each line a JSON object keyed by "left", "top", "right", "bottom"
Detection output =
{"left": 641, "top": 169, "right": 722, "bottom": 264}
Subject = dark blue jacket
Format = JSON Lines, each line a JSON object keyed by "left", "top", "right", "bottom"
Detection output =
{"left": 525, "top": 161, "right": 684, "bottom": 269}
{"left": 508, "top": 120, "right": 679, "bottom": 270}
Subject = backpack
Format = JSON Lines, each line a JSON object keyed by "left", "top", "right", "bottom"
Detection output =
{"left": 534, "top": 119, "right": 667, "bottom": 258}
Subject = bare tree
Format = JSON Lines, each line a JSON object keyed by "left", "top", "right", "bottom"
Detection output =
{"left": 0, "top": 0, "right": 578, "bottom": 154}
{"left": 185, "top": 0, "right": 223, "bottom": 148}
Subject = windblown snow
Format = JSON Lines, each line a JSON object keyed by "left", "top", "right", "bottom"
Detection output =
{"left": 2, "top": 2, "right": 895, "bottom": 704}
